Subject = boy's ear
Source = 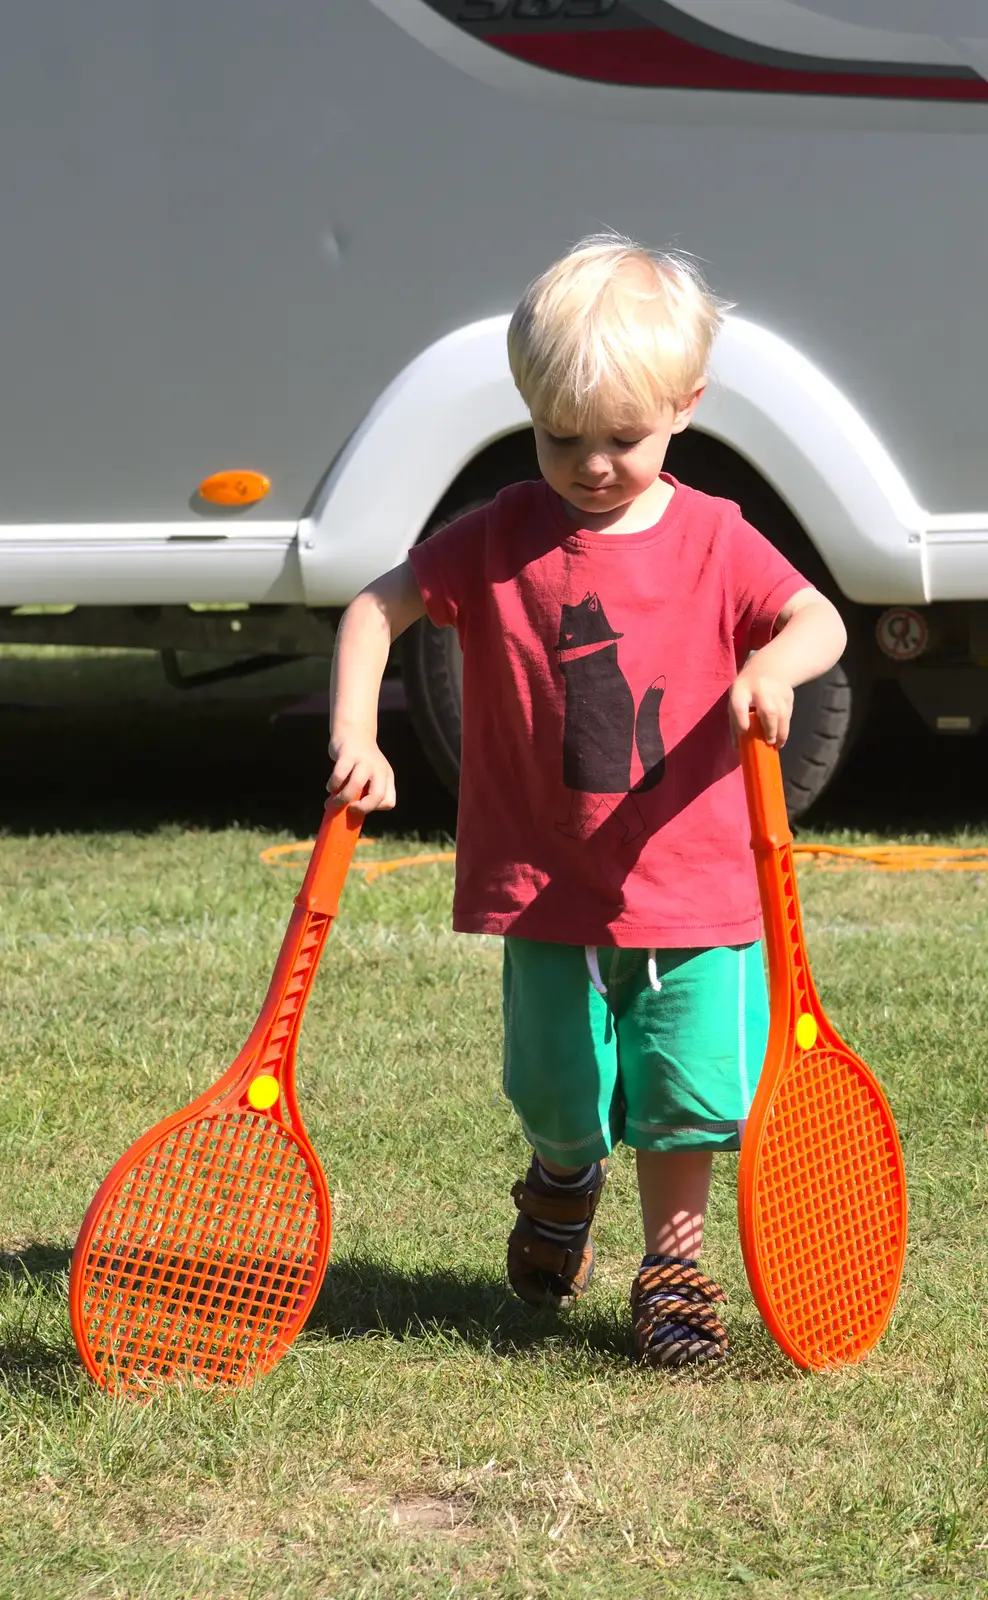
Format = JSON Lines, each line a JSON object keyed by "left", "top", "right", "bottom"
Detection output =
{"left": 670, "top": 379, "right": 707, "bottom": 435}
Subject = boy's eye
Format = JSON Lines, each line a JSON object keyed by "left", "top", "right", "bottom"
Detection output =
{"left": 613, "top": 437, "right": 644, "bottom": 450}
{"left": 546, "top": 433, "right": 579, "bottom": 446}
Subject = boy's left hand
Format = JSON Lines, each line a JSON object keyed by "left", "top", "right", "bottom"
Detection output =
{"left": 729, "top": 668, "right": 795, "bottom": 748}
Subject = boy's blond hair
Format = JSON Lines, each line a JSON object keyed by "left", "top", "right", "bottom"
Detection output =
{"left": 507, "top": 233, "right": 729, "bottom": 433}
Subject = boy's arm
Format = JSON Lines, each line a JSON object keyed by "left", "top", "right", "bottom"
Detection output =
{"left": 329, "top": 560, "right": 426, "bottom": 811}
{"left": 729, "top": 587, "right": 848, "bottom": 748}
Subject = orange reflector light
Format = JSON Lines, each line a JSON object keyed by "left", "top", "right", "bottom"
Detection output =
{"left": 198, "top": 470, "right": 271, "bottom": 506}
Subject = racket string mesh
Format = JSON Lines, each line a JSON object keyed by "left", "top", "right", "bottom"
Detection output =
{"left": 80, "top": 1112, "right": 324, "bottom": 1390}
{"left": 755, "top": 1048, "right": 905, "bottom": 1365}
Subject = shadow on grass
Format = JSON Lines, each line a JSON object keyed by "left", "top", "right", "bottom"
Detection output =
{"left": 311, "top": 1254, "right": 799, "bottom": 1382}
{"left": 0, "top": 1341, "right": 81, "bottom": 1400}
{"left": 0, "top": 1243, "right": 797, "bottom": 1397}
{"left": 0, "top": 1243, "right": 81, "bottom": 1398}
{"left": 0, "top": 1241, "right": 73, "bottom": 1287}
{"left": 312, "top": 1255, "right": 628, "bottom": 1357}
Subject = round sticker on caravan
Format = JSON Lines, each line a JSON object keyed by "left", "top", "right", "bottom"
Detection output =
{"left": 876, "top": 608, "right": 929, "bottom": 661}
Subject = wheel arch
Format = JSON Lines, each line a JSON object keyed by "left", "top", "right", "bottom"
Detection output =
{"left": 299, "top": 312, "right": 926, "bottom": 609}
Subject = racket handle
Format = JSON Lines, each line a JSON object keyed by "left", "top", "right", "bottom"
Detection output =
{"left": 295, "top": 801, "right": 363, "bottom": 916}
{"left": 740, "top": 723, "right": 816, "bottom": 1022}
{"left": 739, "top": 726, "right": 793, "bottom": 853}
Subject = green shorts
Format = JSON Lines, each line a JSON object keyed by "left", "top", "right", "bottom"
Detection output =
{"left": 502, "top": 938, "right": 769, "bottom": 1159}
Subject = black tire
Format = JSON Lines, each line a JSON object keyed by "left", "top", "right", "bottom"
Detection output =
{"left": 402, "top": 499, "right": 485, "bottom": 800}
{"left": 403, "top": 609, "right": 463, "bottom": 800}
{"left": 665, "top": 429, "right": 872, "bottom": 819}
{"left": 782, "top": 662, "right": 855, "bottom": 819}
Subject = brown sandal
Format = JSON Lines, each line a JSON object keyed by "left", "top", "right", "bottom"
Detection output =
{"left": 507, "top": 1158, "right": 607, "bottom": 1309}
{"left": 631, "top": 1261, "right": 729, "bottom": 1367}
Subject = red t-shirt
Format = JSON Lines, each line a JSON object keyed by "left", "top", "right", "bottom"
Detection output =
{"left": 408, "top": 476, "right": 806, "bottom": 948}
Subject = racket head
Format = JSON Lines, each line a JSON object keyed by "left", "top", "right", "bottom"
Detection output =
{"left": 738, "top": 1025, "right": 907, "bottom": 1371}
{"left": 69, "top": 1097, "right": 331, "bottom": 1393}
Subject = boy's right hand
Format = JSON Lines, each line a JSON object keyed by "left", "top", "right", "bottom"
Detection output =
{"left": 328, "top": 731, "right": 397, "bottom": 813}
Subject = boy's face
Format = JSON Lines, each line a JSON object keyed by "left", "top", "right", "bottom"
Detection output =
{"left": 532, "top": 386, "right": 704, "bottom": 524}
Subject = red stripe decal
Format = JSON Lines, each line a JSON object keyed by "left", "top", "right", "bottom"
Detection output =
{"left": 491, "top": 28, "right": 988, "bottom": 102}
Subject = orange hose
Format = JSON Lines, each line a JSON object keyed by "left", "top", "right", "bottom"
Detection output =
{"left": 259, "top": 839, "right": 456, "bottom": 882}
{"left": 260, "top": 840, "right": 988, "bottom": 879}
{"left": 354, "top": 851, "right": 457, "bottom": 884}
{"left": 790, "top": 843, "right": 988, "bottom": 872}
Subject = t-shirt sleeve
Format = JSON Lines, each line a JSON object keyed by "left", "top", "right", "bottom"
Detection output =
{"left": 729, "top": 508, "right": 811, "bottom": 660}
{"left": 407, "top": 501, "right": 489, "bottom": 632}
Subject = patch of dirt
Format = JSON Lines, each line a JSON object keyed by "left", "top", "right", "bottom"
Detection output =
{"left": 389, "top": 1495, "right": 473, "bottom": 1538}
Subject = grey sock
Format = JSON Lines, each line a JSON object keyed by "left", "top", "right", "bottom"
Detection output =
{"left": 532, "top": 1160, "right": 598, "bottom": 1245}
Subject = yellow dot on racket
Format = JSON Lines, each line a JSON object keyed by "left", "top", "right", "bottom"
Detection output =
{"left": 247, "top": 1074, "right": 280, "bottom": 1111}
{"left": 796, "top": 1013, "right": 818, "bottom": 1050}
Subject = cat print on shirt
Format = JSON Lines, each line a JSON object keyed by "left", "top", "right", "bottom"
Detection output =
{"left": 555, "top": 592, "right": 665, "bottom": 842}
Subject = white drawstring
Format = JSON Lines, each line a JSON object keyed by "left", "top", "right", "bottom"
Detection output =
{"left": 585, "top": 946, "right": 607, "bottom": 996}
{"left": 585, "top": 946, "right": 662, "bottom": 995}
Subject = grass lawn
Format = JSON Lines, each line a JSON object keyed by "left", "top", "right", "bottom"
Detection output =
{"left": 1, "top": 652, "right": 987, "bottom": 1597}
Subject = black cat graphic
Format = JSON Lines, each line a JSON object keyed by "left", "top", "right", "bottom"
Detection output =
{"left": 555, "top": 593, "right": 665, "bottom": 840}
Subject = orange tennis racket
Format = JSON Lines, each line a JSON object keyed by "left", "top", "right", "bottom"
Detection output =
{"left": 738, "top": 728, "right": 907, "bottom": 1370}
{"left": 69, "top": 802, "right": 361, "bottom": 1393}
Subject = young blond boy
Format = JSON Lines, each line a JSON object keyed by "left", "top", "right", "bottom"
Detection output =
{"left": 329, "top": 236, "right": 846, "bottom": 1366}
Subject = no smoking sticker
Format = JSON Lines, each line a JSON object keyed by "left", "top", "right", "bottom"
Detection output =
{"left": 876, "top": 608, "right": 929, "bottom": 661}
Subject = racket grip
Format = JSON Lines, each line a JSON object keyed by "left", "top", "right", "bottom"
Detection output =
{"left": 295, "top": 801, "right": 363, "bottom": 916}
{"left": 739, "top": 727, "right": 793, "bottom": 852}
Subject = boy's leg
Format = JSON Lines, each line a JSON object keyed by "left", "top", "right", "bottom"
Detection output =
{"left": 502, "top": 938, "right": 619, "bottom": 1308}
{"left": 620, "top": 944, "right": 769, "bottom": 1366}
{"left": 508, "top": 1151, "right": 609, "bottom": 1309}
{"left": 636, "top": 1148, "right": 713, "bottom": 1260}
{"left": 631, "top": 1147, "right": 727, "bottom": 1365}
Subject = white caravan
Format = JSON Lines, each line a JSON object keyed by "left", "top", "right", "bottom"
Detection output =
{"left": 2, "top": 0, "right": 987, "bottom": 813}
